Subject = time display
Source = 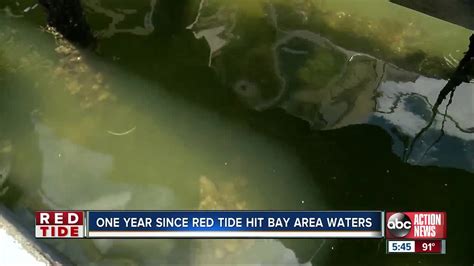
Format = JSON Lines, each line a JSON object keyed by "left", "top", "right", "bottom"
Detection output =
{"left": 387, "top": 240, "right": 415, "bottom": 253}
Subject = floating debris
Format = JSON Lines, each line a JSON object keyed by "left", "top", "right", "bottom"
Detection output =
{"left": 23, "top": 4, "right": 38, "bottom": 13}
{"left": 106, "top": 126, "right": 137, "bottom": 136}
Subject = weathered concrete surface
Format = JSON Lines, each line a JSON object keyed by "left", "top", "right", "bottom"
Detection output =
{"left": 0, "top": 205, "right": 70, "bottom": 265}
{"left": 391, "top": 0, "right": 474, "bottom": 30}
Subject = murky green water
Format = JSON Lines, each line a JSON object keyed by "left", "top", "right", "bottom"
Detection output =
{"left": 0, "top": 0, "right": 473, "bottom": 265}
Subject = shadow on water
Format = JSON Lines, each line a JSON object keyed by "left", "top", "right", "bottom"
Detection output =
{"left": 248, "top": 108, "right": 474, "bottom": 265}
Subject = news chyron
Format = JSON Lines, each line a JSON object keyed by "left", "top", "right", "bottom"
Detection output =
{"left": 386, "top": 212, "right": 447, "bottom": 254}
{"left": 34, "top": 210, "right": 447, "bottom": 255}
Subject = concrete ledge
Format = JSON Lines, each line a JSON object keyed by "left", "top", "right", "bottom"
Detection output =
{"left": 0, "top": 205, "right": 70, "bottom": 265}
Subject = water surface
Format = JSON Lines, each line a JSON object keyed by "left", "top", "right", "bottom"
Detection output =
{"left": 0, "top": 0, "right": 473, "bottom": 265}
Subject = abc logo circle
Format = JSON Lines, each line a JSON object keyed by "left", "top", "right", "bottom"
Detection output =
{"left": 387, "top": 212, "right": 412, "bottom": 237}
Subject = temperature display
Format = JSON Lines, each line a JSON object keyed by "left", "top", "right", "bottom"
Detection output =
{"left": 415, "top": 240, "right": 446, "bottom": 254}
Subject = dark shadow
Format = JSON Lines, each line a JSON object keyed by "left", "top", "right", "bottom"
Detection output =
{"left": 38, "top": 0, "right": 96, "bottom": 48}
{"left": 390, "top": 0, "right": 474, "bottom": 30}
{"left": 246, "top": 108, "right": 474, "bottom": 265}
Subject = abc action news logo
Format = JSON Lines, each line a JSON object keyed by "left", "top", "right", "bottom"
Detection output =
{"left": 386, "top": 212, "right": 446, "bottom": 239}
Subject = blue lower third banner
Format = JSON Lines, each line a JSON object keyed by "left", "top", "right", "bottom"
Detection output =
{"left": 86, "top": 211, "right": 384, "bottom": 238}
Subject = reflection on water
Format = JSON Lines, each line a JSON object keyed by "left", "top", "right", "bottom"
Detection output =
{"left": 189, "top": 0, "right": 473, "bottom": 172}
{"left": 82, "top": 0, "right": 157, "bottom": 38}
{"left": 373, "top": 71, "right": 474, "bottom": 171}
{"left": 0, "top": 0, "right": 473, "bottom": 265}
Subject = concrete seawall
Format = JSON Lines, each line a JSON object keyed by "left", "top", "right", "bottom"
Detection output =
{"left": 0, "top": 205, "right": 70, "bottom": 265}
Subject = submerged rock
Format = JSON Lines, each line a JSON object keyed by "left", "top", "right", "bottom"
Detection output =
{"left": 44, "top": 25, "right": 115, "bottom": 110}
{"left": 198, "top": 175, "right": 247, "bottom": 210}
{"left": 195, "top": 175, "right": 312, "bottom": 265}
{"left": 196, "top": 176, "right": 251, "bottom": 263}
